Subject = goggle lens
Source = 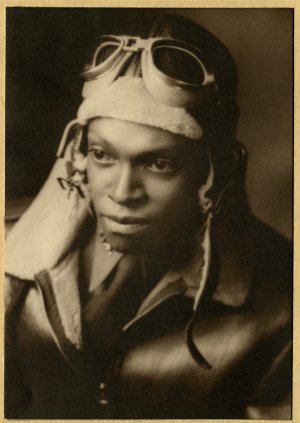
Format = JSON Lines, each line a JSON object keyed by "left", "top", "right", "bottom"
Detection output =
{"left": 152, "top": 45, "right": 205, "bottom": 86}
{"left": 94, "top": 41, "right": 120, "bottom": 66}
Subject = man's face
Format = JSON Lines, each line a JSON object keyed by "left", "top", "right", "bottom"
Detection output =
{"left": 87, "top": 117, "right": 204, "bottom": 255}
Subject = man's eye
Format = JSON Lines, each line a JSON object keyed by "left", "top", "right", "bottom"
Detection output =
{"left": 146, "top": 159, "right": 176, "bottom": 174}
{"left": 88, "top": 148, "right": 116, "bottom": 165}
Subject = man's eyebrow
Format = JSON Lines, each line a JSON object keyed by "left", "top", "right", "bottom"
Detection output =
{"left": 87, "top": 137, "right": 120, "bottom": 157}
{"left": 134, "top": 148, "right": 180, "bottom": 162}
{"left": 88, "top": 136, "right": 181, "bottom": 160}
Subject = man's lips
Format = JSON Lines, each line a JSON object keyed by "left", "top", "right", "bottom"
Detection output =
{"left": 101, "top": 215, "right": 153, "bottom": 235}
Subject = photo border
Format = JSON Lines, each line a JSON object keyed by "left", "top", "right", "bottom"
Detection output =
{"left": 0, "top": 1, "right": 298, "bottom": 422}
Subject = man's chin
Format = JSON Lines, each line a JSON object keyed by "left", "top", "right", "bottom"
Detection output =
{"left": 105, "top": 232, "right": 148, "bottom": 255}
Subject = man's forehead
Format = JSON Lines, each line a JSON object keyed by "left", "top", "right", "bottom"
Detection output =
{"left": 87, "top": 117, "right": 195, "bottom": 157}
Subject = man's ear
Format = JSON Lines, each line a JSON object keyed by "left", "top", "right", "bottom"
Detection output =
{"left": 72, "top": 151, "right": 87, "bottom": 174}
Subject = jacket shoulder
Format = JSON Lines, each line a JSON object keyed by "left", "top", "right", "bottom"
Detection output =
{"left": 250, "top": 217, "right": 292, "bottom": 291}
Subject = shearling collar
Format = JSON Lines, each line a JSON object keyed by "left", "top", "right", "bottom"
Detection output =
{"left": 5, "top": 214, "right": 253, "bottom": 350}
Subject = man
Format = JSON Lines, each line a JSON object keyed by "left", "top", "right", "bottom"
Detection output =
{"left": 5, "top": 13, "right": 292, "bottom": 419}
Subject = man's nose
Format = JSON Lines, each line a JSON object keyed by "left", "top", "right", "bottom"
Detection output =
{"left": 110, "top": 163, "right": 146, "bottom": 206}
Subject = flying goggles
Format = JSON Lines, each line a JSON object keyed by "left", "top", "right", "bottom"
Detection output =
{"left": 82, "top": 35, "right": 217, "bottom": 106}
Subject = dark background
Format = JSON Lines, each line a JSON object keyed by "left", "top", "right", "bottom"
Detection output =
{"left": 6, "top": 8, "right": 293, "bottom": 239}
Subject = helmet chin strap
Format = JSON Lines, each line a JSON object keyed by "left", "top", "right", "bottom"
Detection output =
{"left": 194, "top": 152, "right": 214, "bottom": 311}
{"left": 184, "top": 156, "right": 215, "bottom": 368}
{"left": 186, "top": 144, "right": 247, "bottom": 368}
{"left": 56, "top": 119, "right": 83, "bottom": 158}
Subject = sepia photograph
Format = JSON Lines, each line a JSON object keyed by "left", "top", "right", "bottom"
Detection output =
{"left": 4, "top": 6, "right": 293, "bottom": 420}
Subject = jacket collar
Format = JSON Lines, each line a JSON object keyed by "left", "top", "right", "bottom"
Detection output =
{"left": 22, "top": 217, "right": 252, "bottom": 351}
